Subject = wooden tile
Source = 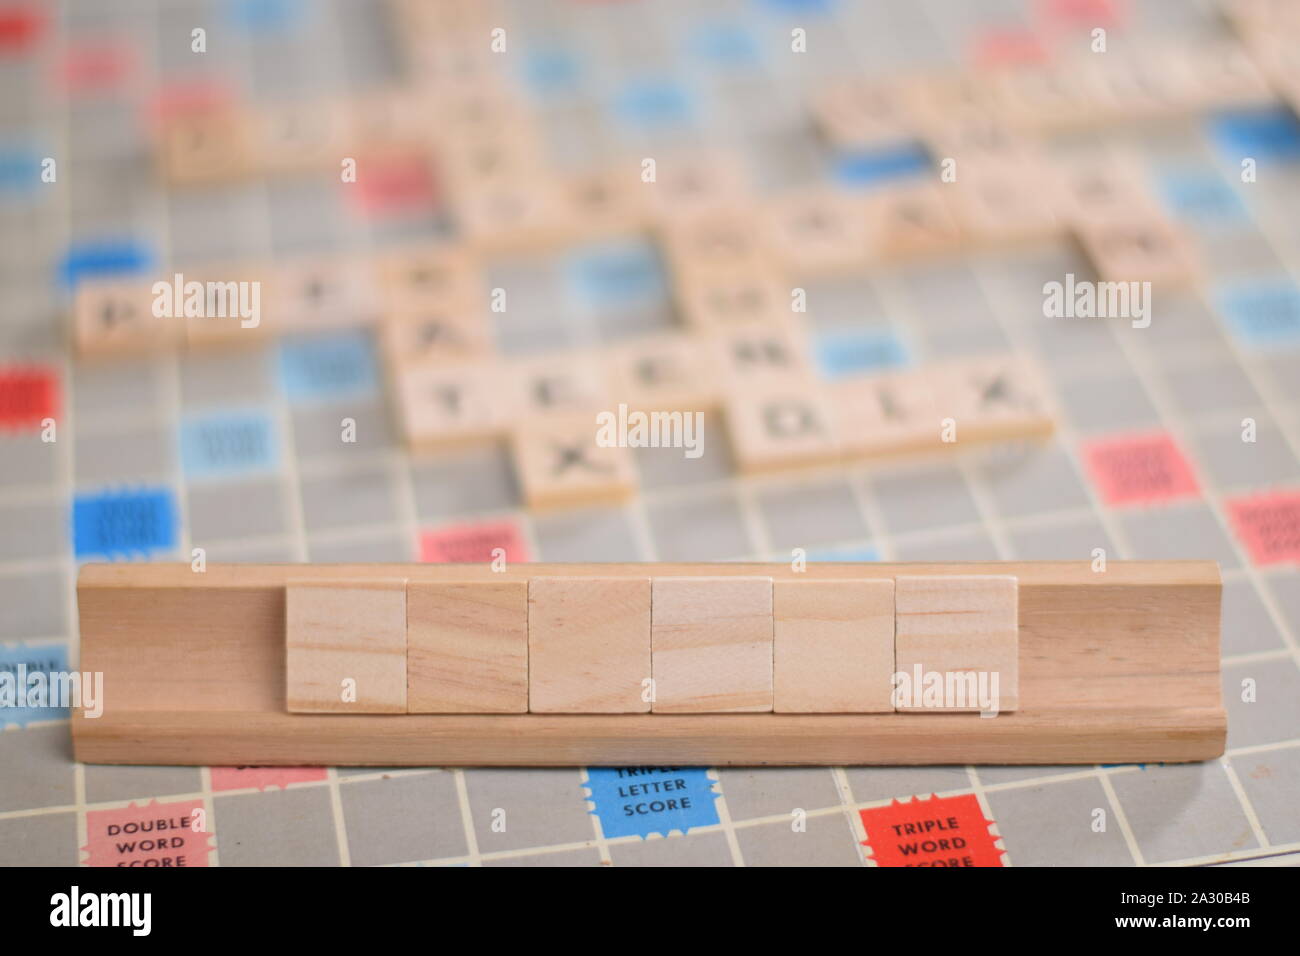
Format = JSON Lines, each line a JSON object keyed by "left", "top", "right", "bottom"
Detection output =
{"left": 643, "top": 150, "right": 752, "bottom": 220}
{"left": 1160, "top": 41, "right": 1272, "bottom": 112}
{"left": 1052, "top": 155, "right": 1161, "bottom": 229}
{"left": 773, "top": 578, "right": 894, "bottom": 713}
{"left": 508, "top": 353, "right": 609, "bottom": 417}
{"left": 904, "top": 72, "right": 1004, "bottom": 134}
{"left": 510, "top": 412, "right": 638, "bottom": 510}
{"left": 812, "top": 78, "right": 915, "bottom": 149}
{"left": 604, "top": 333, "right": 720, "bottom": 413}
{"left": 157, "top": 108, "right": 251, "bottom": 184}
{"left": 285, "top": 578, "right": 407, "bottom": 714}
{"left": 453, "top": 177, "right": 571, "bottom": 252}
{"left": 650, "top": 576, "right": 773, "bottom": 713}
{"left": 395, "top": 361, "right": 509, "bottom": 448}
{"left": 928, "top": 354, "right": 1056, "bottom": 446}
{"left": 762, "top": 189, "right": 873, "bottom": 275}
{"left": 407, "top": 580, "right": 528, "bottom": 713}
{"left": 711, "top": 321, "right": 814, "bottom": 389}
{"left": 380, "top": 304, "right": 494, "bottom": 370}
{"left": 942, "top": 162, "right": 1065, "bottom": 245}
{"left": 993, "top": 63, "right": 1100, "bottom": 133}
{"left": 829, "top": 370, "right": 945, "bottom": 460}
{"left": 660, "top": 209, "right": 770, "bottom": 276}
{"left": 181, "top": 264, "right": 272, "bottom": 350}
{"left": 673, "top": 267, "right": 792, "bottom": 329}
{"left": 528, "top": 577, "right": 651, "bottom": 713}
{"left": 375, "top": 244, "right": 482, "bottom": 310}
{"left": 1075, "top": 216, "right": 1201, "bottom": 287}
{"left": 264, "top": 257, "right": 380, "bottom": 335}
{"left": 249, "top": 101, "right": 353, "bottom": 174}
{"left": 561, "top": 167, "right": 648, "bottom": 239}
{"left": 72, "top": 280, "right": 181, "bottom": 358}
{"left": 867, "top": 183, "right": 965, "bottom": 261}
{"left": 724, "top": 384, "right": 841, "bottom": 473}
{"left": 346, "top": 88, "right": 430, "bottom": 149}
{"left": 894, "top": 575, "right": 1019, "bottom": 713}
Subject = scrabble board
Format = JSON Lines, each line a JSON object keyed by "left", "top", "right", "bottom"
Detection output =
{"left": 2, "top": 0, "right": 1300, "bottom": 867}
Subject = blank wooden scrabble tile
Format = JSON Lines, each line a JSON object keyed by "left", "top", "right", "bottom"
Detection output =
{"left": 942, "top": 162, "right": 1065, "bottom": 245}
{"left": 773, "top": 579, "right": 894, "bottom": 713}
{"left": 724, "top": 385, "right": 841, "bottom": 473}
{"left": 928, "top": 354, "right": 1056, "bottom": 447}
{"left": 894, "top": 575, "right": 1019, "bottom": 713}
{"left": 651, "top": 576, "right": 773, "bottom": 713}
{"left": 510, "top": 413, "right": 638, "bottom": 510}
{"left": 285, "top": 578, "right": 407, "bottom": 714}
{"left": 407, "top": 580, "right": 528, "bottom": 713}
{"left": 73, "top": 281, "right": 181, "bottom": 358}
{"left": 528, "top": 577, "right": 651, "bottom": 713}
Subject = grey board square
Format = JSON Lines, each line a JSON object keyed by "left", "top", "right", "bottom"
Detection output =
{"left": 0, "top": 433, "right": 57, "bottom": 487}
{"left": 533, "top": 507, "right": 642, "bottom": 561}
{"left": 73, "top": 358, "right": 164, "bottom": 420}
{"left": 985, "top": 776, "right": 1135, "bottom": 867}
{"left": 1190, "top": 415, "right": 1300, "bottom": 492}
{"left": 483, "top": 847, "right": 603, "bottom": 867}
{"left": 869, "top": 465, "right": 980, "bottom": 535}
{"left": 892, "top": 528, "right": 1001, "bottom": 561}
{"left": 715, "top": 768, "right": 842, "bottom": 820}
{"left": 646, "top": 489, "right": 752, "bottom": 561}
{"left": 1116, "top": 502, "right": 1240, "bottom": 569}
{"left": 1056, "top": 369, "right": 1161, "bottom": 434}
{"left": 0, "top": 571, "right": 68, "bottom": 639}
{"left": 633, "top": 430, "right": 734, "bottom": 489}
{"left": 973, "top": 444, "right": 1090, "bottom": 519}
{"left": 608, "top": 829, "right": 732, "bottom": 866}
{"left": 291, "top": 399, "right": 395, "bottom": 460}
{"left": 1161, "top": 358, "right": 1264, "bottom": 418}
{"left": 0, "top": 497, "right": 65, "bottom": 562}
{"left": 463, "top": 768, "right": 594, "bottom": 853}
{"left": 213, "top": 786, "right": 341, "bottom": 866}
{"left": 1222, "top": 657, "right": 1300, "bottom": 750}
{"left": 187, "top": 476, "right": 288, "bottom": 543}
{"left": 179, "top": 347, "right": 275, "bottom": 409}
{"left": 1220, "top": 577, "right": 1288, "bottom": 656}
{"left": 300, "top": 465, "right": 399, "bottom": 533}
{"left": 845, "top": 766, "right": 973, "bottom": 804}
{"left": 84, "top": 765, "right": 203, "bottom": 806}
{"left": 735, "top": 813, "right": 863, "bottom": 867}
{"left": 339, "top": 771, "right": 468, "bottom": 866}
{"left": 308, "top": 532, "right": 413, "bottom": 563}
{"left": 75, "top": 424, "right": 175, "bottom": 486}
{"left": 1108, "top": 763, "right": 1258, "bottom": 864}
{"left": 755, "top": 479, "right": 868, "bottom": 552}
{"left": 1007, "top": 516, "right": 1115, "bottom": 561}
{"left": 411, "top": 443, "right": 519, "bottom": 520}
{"left": 0, "top": 812, "right": 78, "bottom": 867}
{"left": 1228, "top": 747, "right": 1300, "bottom": 846}
{"left": 0, "top": 724, "right": 76, "bottom": 812}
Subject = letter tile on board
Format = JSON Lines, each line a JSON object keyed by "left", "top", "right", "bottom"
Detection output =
{"left": 651, "top": 577, "right": 773, "bottom": 713}
{"left": 157, "top": 108, "right": 252, "bottom": 184}
{"left": 773, "top": 579, "right": 894, "bottom": 713}
{"left": 380, "top": 305, "right": 494, "bottom": 370}
{"left": 1074, "top": 216, "right": 1200, "bottom": 287}
{"left": 395, "top": 361, "right": 508, "bottom": 448}
{"left": 73, "top": 280, "right": 181, "bottom": 357}
{"left": 830, "top": 369, "right": 943, "bottom": 460}
{"left": 724, "top": 385, "right": 841, "bottom": 473}
{"left": 407, "top": 580, "right": 528, "bottom": 713}
{"left": 928, "top": 354, "right": 1055, "bottom": 446}
{"left": 604, "top": 333, "right": 719, "bottom": 413}
{"left": 528, "top": 577, "right": 651, "bottom": 713}
{"left": 894, "top": 575, "right": 1019, "bottom": 713}
{"left": 867, "top": 183, "right": 965, "bottom": 261}
{"left": 285, "top": 579, "right": 407, "bottom": 714}
{"left": 762, "top": 189, "right": 873, "bottom": 276}
{"left": 511, "top": 413, "right": 638, "bottom": 510}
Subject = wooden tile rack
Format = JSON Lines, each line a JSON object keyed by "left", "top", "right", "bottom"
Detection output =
{"left": 72, "top": 560, "right": 1224, "bottom": 767}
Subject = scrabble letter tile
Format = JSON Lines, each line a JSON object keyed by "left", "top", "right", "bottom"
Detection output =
{"left": 528, "top": 577, "right": 651, "bottom": 713}
{"left": 651, "top": 576, "right": 773, "bottom": 713}
{"left": 773, "top": 578, "right": 894, "bottom": 713}
{"left": 894, "top": 575, "right": 1019, "bottom": 714}
{"left": 285, "top": 578, "right": 407, "bottom": 714}
{"left": 407, "top": 580, "right": 528, "bottom": 713}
